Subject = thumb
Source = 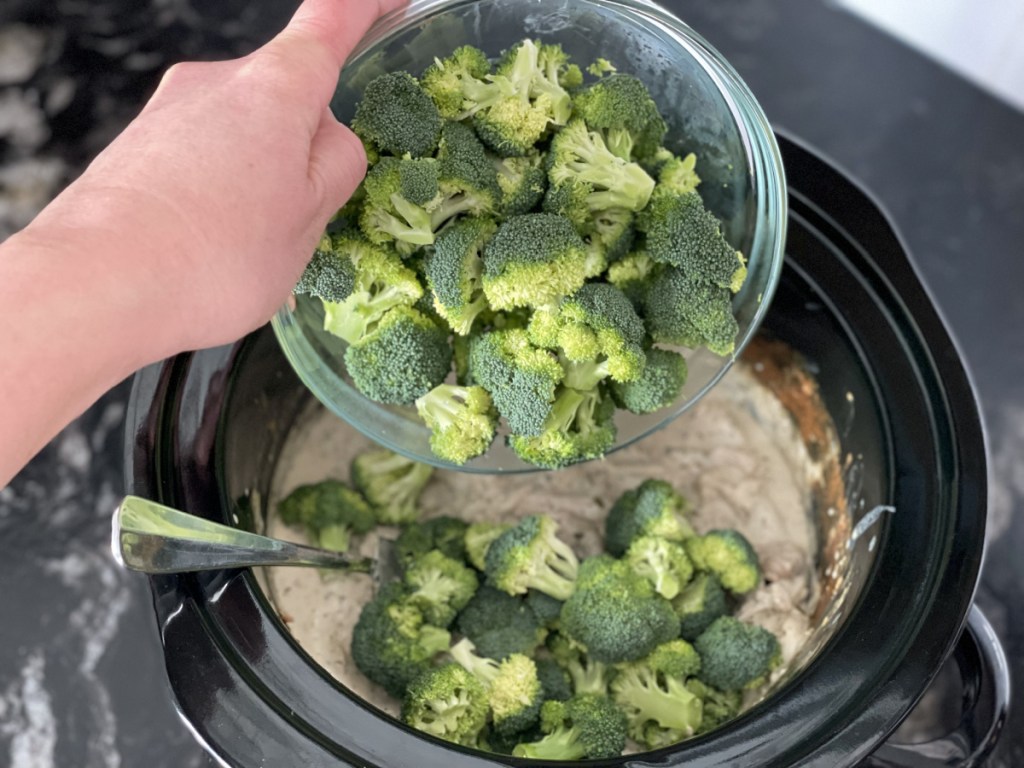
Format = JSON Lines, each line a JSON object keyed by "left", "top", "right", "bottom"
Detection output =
{"left": 308, "top": 106, "right": 367, "bottom": 218}
{"left": 262, "top": 0, "right": 410, "bottom": 107}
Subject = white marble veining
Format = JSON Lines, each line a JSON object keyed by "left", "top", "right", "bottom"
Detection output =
{"left": 0, "top": 652, "right": 56, "bottom": 768}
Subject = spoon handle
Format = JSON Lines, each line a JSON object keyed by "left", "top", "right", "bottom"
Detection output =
{"left": 112, "top": 495, "right": 373, "bottom": 575}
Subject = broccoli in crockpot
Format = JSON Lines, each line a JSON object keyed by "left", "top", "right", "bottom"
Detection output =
{"left": 292, "top": 41, "right": 750, "bottom": 468}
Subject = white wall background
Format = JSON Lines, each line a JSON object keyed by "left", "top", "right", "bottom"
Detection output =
{"left": 835, "top": 0, "right": 1024, "bottom": 112}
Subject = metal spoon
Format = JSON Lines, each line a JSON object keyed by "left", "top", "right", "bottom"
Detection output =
{"left": 112, "top": 495, "right": 400, "bottom": 582}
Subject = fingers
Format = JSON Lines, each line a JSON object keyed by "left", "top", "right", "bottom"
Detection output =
{"left": 262, "top": 0, "right": 409, "bottom": 103}
{"left": 307, "top": 107, "right": 367, "bottom": 219}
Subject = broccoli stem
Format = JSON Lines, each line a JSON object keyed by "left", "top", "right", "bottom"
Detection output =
{"left": 513, "top": 727, "right": 585, "bottom": 760}
{"left": 389, "top": 194, "right": 435, "bottom": 244}
{"left": 563, "top": 359, "right": 611, "bottom": 390}
{"left": 323, "top": 286, "right": 411, "bottom": 344}
{"left": 419, "top": 386, "right": 475, "bottom": 432}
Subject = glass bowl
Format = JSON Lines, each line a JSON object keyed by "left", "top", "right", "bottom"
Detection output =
{"left": 271, "top": 0, "right": 788, "bottom": 473}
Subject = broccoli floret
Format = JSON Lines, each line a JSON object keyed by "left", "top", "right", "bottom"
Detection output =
{"left": 536, "top": 658, "right": 573, "bottom": 703}
{"left": 359, "top": 156, "right": 437, "bottom": 249}
{"left": 320, "top": 238, "right": 423, "bottom": 345}
{"left": 606, "top": 248, "right": 658, "bottom": 308}
{"left": 547, "top": 632, "right": 612, "bottom": 695}
{"left": 512, "top": 694, "right": 627, "bottom": 759}
{"left": 352, "top": 71, "right": 442, "bottom": 158}
{"left": 276, "top": 480, "right": 375, "bottom": 552}
{"left": 350, "top": 448, "right": 434, "bottom": 525}
{"left": 343, "top": 306, "right": 452, "bottom": 405}
{"left": 508, "top": 386, "right": 617, "bottom": 469}
{"left": 424, "top": 217, "right": 496, "bottom": 336}
{"left": 685, "top": 529, "right": 762, "bottom": 595}
{"left": 396, "top": 516, "right": 470, "bottom": 565}
{"left": 528, "top": 282, "right": 646, "bottom": 386}
{"left": 481, "top": 213, "right": 589, "bottom": 310}
{"left": 673, "top": 572, "right": 730, "bottom": 641}
{"left": 484, "top": 515, "right": 579, "bottom": 600}
{"left": 294, "top": 233, "right": 357, "bottom": 302}
{"left": 624, "top": 534, "right": 695, "bottom": 600}
{"left": 610, "top": 639, "right": 704, "bottom": 747}
{"left": 451, "top": 333, "right": 472, "bottom": 385}
{"left": 656, "top": 151, "right": 701, "bottom": 195}
{"left": 586, "top": 57, "right": 617, "bottom": 78}
{"left": 493, "top": 153, "right": 547, "bottom": 216}
{"left": 611, "top": 346, "right": 688, "bottom": 414}
{"left": 548, "top": 118, "right": 656, "bottom": 212}
{"left": 351, "top": 582, "right": 451, "bottom": 698}
{"left": 450, "top": 638, "right": 543, "bottom": 737}
{"left": 686, "top": 678, "right": 742, "bottom": 733}
{"left": 637, "top": 191, "right": 747, "bottom": 292}
{"left": 643, "top": 265, "right": 741, "bottom": 356}
{"left": 415, "top": 384, "right": 498, "bottom": 465}
{"left": 399, "top": 156, "right": 441, "bottom": 205}
{"left": 469, "top": 40, "right": 574, "bottom": 156}
{"left": 404, "top": 549, "right": 479, "bottom": 627}
{"left": 585, "top": 207, "right": 635, "bottom": 265}
{"left": 464, "top": 521, "right": 512, "bottom": 571}
{"left": 559, "top": 556, "right": 679, "bottom": 664}
{"left": 541, "top": 175, "right": 591, "bottom": 232}
{"left": 402, "top": 663, "right": 489, "bottom": 747}
{"left": 456, "top": 585, "right": 546, "bottom": 660}
{"left": 525, "top": 590, "right": 563, "bottom": 628}
{"left": 604, "top": 478, "right": 694, "bottom": 556}
{"left": 434, "top": 121, "right": 503, "bottom": 222}
{"left": 468, "top": 329, "right": 564, "bottom": 436}
{"left": 694, "top": 616, "right": 781, "bottom": 691}
{"left": 572, "top": 73, "right": 667, "bottom": 162}
{"left": 420, "top": 45, "right": 492, "bottom": 119}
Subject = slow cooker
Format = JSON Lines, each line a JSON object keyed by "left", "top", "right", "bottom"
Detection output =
{"left": 124, "top": 136, "right": 1008, "bottom": 767}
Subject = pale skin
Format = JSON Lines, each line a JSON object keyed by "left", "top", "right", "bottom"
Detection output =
{"left": 0, "top": 0, "right": 406, "bottom": 488}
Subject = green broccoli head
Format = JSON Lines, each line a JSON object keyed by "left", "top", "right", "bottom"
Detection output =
{"left": 450, "top": 638, "right": 543, "bottom": 737}
{"left": 694, "top": 616, "right": 781, "bottom": 691}
{"left": 481, "top": 213, "right": 589, "bottom": 310}
{"left": 294, "top": 233, "right": 357, "bottom": 303}
{"left": 433, "top": 121, "right": 502, "bottom": 223}
{"left": 525, "top": 589, "right": 563, "bottom": 628}
{"left": 463, "top": 521, "right": 512, "bottom": 571}
{"left": 637, "top": 190, "right": 747, "bottom": 292}
{"left": 484, "top": 515, "right": 579, "bottom": 601}
{"left": 604, "top": 478, "right": 694, "bottom": 556}
{"left": 493, "top": 153, "right": 547, "bottom": 216}
{"left": 642, "top": 264, "right": 740, "bottom": 356}
{"left": 420, "top": 45, "right": 492, "bottom": 118}
{"left": 415, "top": 384, "right": 498, "bottom": 466}
{"left": 584, "top": 206, "right": 636, "bottom": 265}
{"left": 548, "top": 119, "right": 656, "bottom": 212}
{"left": 610, "top": 639, "right": 704, "bottom": 747}
{"left": 508, "top": 386, "right": 618, "bottom": 470}
{"left": 559, "top": 556, "right": 679, "bottom": 664}
{"left": 398, "top": 156, "right": 441, "bottom": 205}
{"left": 685, "top": 529, "right": 762, "bottom": 595}
{"left": 351, "top": 583, "right": 451, "bottom": 698}
{"left": 403, "top": 548, "right": 479, "bottom": 627}
{"left": 512, "top": 693, "right": 627, "bottom": 759}
{"left": 425, "top": 217, "right": 496, "bottom": 336}
{"left": 396, "top": 516, "right": 470, "bottom": 565}
{"left": 276, "top": 480, "right": 375, "bottom": 552}
{"left": 572, "top": 73, "right": 668, "bottom": 161}
{"left": 343, "top": 306, "right": 453, "bottom": 405}
{"left": 359, "top": 156, "right": 436, "bottom": 248}
{"left": 673, "top": 572, "right": 730, "bottom": 641}
{"left": 352, "top": 71, "right": 443, "bottom": 158}
{"left": 402, "top": 663, "right": 489, "bottom": 747}
{"left": 350, "top": 448, "right": 434, "bottom": 525}
{"left": 535, "top": 658, "right": 573, "bottom": 702}
{"left": 541, "top": 176, "right": 591, "bottom": 232}
{"left": 528, "top": 282, "right": 646, "bottom": 386}
{"left": 456, "top": 585, "right": 546, "bottom": 660}
{"left": 547, "top": 631, "right": 612, "bottom": 696}
{"left": 320, "top": 238, "right": 423, "bottom": 345}
{"left": 686, "top": 678, "right": 742, "bottom": 733}
{"left": 611, "top": 346, "right": 688, "bottom": 414}
{"left": 656, "top": 151, "right": 701, "bottom": 195}
{"left": 467, "top": 329, "right": 564, "bottom": 436}
{"left": 624, "top": 534, "right": 695, "bottom": 600}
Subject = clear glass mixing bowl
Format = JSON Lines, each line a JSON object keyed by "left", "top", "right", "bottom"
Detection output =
{"left": 271, "top": 0, "right": 788, "bottom": 473}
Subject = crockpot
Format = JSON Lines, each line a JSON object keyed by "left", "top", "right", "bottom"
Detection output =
{"left": 123, "top": 136, "right": 1009, "bottom": 767}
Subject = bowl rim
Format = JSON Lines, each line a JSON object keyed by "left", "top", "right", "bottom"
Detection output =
{"left": 126, "top": 134, "right": 987, "bottom": 768}
{"left": 270, "top": 0, "right": 789, "bottom": 475}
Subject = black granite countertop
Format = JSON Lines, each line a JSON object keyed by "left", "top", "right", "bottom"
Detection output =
{"left": 2, "top": 1, "right": 1021, "bottom": 766}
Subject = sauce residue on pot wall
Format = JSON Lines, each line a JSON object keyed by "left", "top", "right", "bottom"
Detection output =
{"left": 264, "top": 361, "right": 832, "bottom": 719}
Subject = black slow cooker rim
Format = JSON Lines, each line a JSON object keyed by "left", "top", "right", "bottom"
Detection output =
{"left": 124, "top": 134, "right": 988, "bottom": 768}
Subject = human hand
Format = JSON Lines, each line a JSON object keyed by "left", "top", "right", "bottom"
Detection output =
{"left": 22, "top": 0, "right": 405, "bottom": 356}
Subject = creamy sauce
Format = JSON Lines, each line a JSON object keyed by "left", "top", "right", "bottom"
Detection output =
{"left": 265, "top": 363, "right": 821, "bottom": 720}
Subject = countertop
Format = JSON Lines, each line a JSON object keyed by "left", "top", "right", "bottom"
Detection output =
{"left": 1, "top": 1, "right": 1021, "bottom": 765}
